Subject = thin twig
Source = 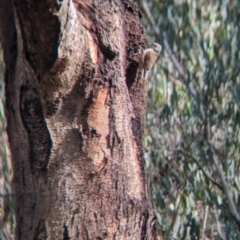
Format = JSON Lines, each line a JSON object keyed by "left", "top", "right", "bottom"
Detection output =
{"left": 175, "top": 148, "right": 223, "bottom": 190}
{"left": 201, "top": 205, "right": 209, "bottom": 240}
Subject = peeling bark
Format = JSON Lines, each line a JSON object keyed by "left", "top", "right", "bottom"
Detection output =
{"left": 0, "top": 0, "right": 156, "bottom": 239}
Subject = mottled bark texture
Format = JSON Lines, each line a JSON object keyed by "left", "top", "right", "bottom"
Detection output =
{"left": 0, "top": 0, "right": 156, "bottom": 239}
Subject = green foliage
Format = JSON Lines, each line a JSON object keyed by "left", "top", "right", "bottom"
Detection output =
{"left": 136, "top": 0, "right": 240, "bottom": 238}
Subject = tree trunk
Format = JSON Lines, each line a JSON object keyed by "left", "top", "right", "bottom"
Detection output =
{"left": 0, "top": 0, "right": 156, "bottom": 239}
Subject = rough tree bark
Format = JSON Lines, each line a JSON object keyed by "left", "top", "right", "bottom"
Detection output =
{"left": 0, "top": 0, "right": 156, "bottom": 239}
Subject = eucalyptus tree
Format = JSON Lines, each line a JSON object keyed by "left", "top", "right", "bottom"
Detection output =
{"left": 0, "top": 0, "right": 156, "bottom": 238}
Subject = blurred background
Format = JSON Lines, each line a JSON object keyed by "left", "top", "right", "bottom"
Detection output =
{"left": 1, "top": 0, "right": 240, "bottom": 239}
{"left": 0, "top": 39, "right": 14, "bottom": 239}
{"left": 135, "top": 0, "right": 240, "bottom": 239}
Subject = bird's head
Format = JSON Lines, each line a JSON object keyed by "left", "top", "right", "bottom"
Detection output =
{"left": 152, "top": 42, "right": 162, "bottom": 54}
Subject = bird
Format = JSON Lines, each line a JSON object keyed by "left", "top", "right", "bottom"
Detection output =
{"left": 141, "top": 42, "right": 162, "bottom": 78}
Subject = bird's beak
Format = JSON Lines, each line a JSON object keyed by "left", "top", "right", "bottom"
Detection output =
{"left": 152, "top": 42, "right": 157, "bottom": 47}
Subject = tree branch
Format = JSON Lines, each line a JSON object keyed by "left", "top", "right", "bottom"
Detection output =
{"left": 201, "top": 205, "right": 209, "bottom": 240}
{"left": 211, "top": 146, "right": 240, "bottom": 228}
{"left": 140, "top": 0, "right": 186, "bottom": 80}
{"left": 175, "top": 148, "right": 223, "bottom": 191}
{"left": 140, "top": 0, "right": 206, "bottom": 120}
